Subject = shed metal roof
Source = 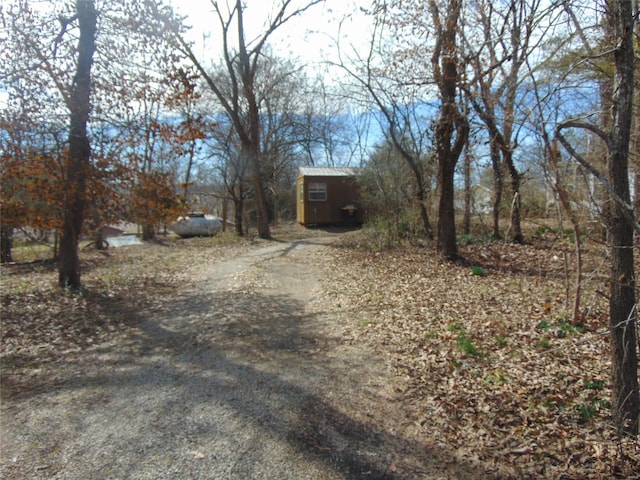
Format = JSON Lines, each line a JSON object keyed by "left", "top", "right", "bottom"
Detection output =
{"left": 298, "top": 167, "right": 358, "bottom": 177}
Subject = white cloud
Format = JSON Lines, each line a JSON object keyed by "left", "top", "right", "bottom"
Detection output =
{"left": 169, "top": 0, "right": 372, "bottom": 67}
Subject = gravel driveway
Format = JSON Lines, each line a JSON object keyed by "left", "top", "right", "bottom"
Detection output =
{"left": 1, "top": 236, "right": 468, "bottom": 479}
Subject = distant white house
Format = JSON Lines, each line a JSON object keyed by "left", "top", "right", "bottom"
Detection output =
{"left": 455, "top": 184, "right": 493, "bottom": 215}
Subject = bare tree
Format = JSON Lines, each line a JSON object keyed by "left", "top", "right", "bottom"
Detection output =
{"left": 462, "top": 0, "right": 544, "bottom": 243}
{"left": 429, "top": 0, "right": 469, "bottom": 259}
{"left": 556, "top": 0, "right": 638, "bottom": 436}
{"left": 167, "top": 0, "right": 322, "bottom": 239}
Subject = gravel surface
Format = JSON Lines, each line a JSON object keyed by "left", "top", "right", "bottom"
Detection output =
{"left": 1, "top": 236, "right": 475, "bottom": 479}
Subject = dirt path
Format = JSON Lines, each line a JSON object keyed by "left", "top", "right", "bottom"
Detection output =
{"left": 1, "top": 237, "right": 474, "bottom": 479}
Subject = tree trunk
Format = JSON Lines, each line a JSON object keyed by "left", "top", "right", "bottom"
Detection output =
{"left": 608, "top": 188, "right": 639, "bottom": 436}
{"left": 58, "top": 0, "right": 96, "bottom": 289}
{"left": 634, "top": 169, "right": 639, "bottom": 223}
{"left": 234, "top": 182, "right": 244, "bottom": 237}
{"left": 437, "top": 151, "right": 458, "bottom": 259}
{"left": 141, "top": 223, "right": 155, "bottom": 241}
{"left": 429, "top": 0, "right": 468, "bottom": 260}
{"left": 404, "top": 153, "right": 434, "bottom": 239}
{"left": 606, "top": 0, "right": 639, "bottom": 436}
{"left": 505, "top": 150, "right": 523, "bottom": 243}
{"left": 94, "top": 226, "right": 108, "bottom": 250}
{"left": 463, "top": 141, "right": 471, "bottom": 235}
{"left": 236, "top": 1, "right": 270, "bottom": 240}
{"left": 0, "top": 225, "right": 13, "bottom": 264}
{"left": 221, "top": 196, "right": 228, "bottom": 233}
{"left": 244, "top": 144, "right": 270, "bottom": 238}
{"left": 490, "top": 138, "right": 503, "bottom": 239}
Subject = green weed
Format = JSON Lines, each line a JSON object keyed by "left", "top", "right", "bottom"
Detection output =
{"left": 448, "top": 322, "right": 464, "bottom": 333}
{"left": 457, "top": 332, "right": 483, "bottom": 357}
{"left": 424, "top": 330, "right": 438, "bottom": 339}
{"left": 484, "top": 369, "right": 509, "bottom": 386}
{"left": 450, "top": 358, "right": 463, "bottom": 370}
{"left": 541, "top": 397, "right": 566, "bottom": 411}
{"left": 584, "top": 379, "right": 605, "bottom": 391}
{"left": 537, "top": 337, "right": 551, "bottom": 349}
{"left": 448, "top": 322, "right": 484, "bottom": 357}
{"left": 470, "top": 266, "right": 486, "bottom": 276}
{"left": 559, "top": 322, "right": 584, "bottom": 335}
{"left": 575, "top": 399, "right": 610, "bottom": 423}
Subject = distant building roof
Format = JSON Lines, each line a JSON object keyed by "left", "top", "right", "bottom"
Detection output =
{"left": 298, "top": 167, "right": 358, "bottom": 177}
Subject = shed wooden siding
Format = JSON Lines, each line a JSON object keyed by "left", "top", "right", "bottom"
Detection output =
{"left": 296, "top": 167, "right": 364, "bottom": 226}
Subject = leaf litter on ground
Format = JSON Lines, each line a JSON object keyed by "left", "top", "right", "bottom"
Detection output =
{"left": 1, "top": 226, "right": 638, "bottom": 479}
{"left": 324, "top": 232, "right": 639, "bottom": 480}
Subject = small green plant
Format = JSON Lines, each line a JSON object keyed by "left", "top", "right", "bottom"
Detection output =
{"left": 537, "top": 337, "right": 551, "bottom": 349}
{"left": 459, "top": 234, "right": 484, "bottom": 245}
{"left": 450, "top": 358, "right": 463, "bottom": 370}
{"left": 533, "top": 225, "right": 550, "bottom": 237}
{"left": 537, "top": 320, "right": 550, "bottom": 330}
{"left": 459, "top": 234, "right": 472, "bottom": 245}
{"left": 576, "top": 403, "right": 596, "bottom": 422}
{"left": 559, "top": 322, "right": 584, "bottom": 335}
{"left": 541, "top": 397, "right": 566, "bottom": 411}
{"left": 424, "top": 330, "right": 438, "bottom": 339}
{"left": 357, "top": 320, "right": 373, "bottom": 327}
{"left": 457, "top": 332, "right": 483, "bottom": 357}
{"left": 484, "top": 369, "right": 509, "bottom": 386}
{"left": 584, "top": 379, "right": 605, "bottom": 391}
{"left": 470, "top": 266, "right": 486, "bottom": 276}
{"left": 496, "top": 336, "right": 508, "bottom": 347}
{"left": 575, "top": 400, "right": 610, "bottom": 423}
{"left": 448, "top": 322, "right": 464, "bottom": 333}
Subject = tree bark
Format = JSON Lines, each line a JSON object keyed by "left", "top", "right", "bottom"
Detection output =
{"left": 463, "top": 141, "right": 471, "bottom": 235}
{"left": 141, "top": 223, "right": 155, "bottom": 241}
{"left": 0, "top": 225, "right": 13, "bottom": 264}
{"left": 505, "top": 150, "right": 524, "bottom": 243}
{"left": 436, "top": 144, "right": 459, "bottom": 259}
{"left": 234, "top": 182, "right": 244, "bottom": 236}
{"left": 489, "top": 138, "right": 503, "bottom": 239}
{"left": 58, "top": 0, "right": 96, "bottom": 289}
{"left": 606, "top": 0, "right": 638, "bottom": 436}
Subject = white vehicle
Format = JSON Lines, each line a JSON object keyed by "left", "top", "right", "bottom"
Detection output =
{"left": 171, "top": 212, "right": 222, "bottom": 237}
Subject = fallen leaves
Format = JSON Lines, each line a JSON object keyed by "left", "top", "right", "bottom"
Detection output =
{"left": 0, "top": 234, "right": 256, "bottom": 397}
{"left": 1, "top": 226, "right": 638, "bottom": 479}
{"left": 325, "top": 234, "right": 639, "bottom": 479}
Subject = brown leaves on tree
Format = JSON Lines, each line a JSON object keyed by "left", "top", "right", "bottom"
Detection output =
{"left": 1, "top": 148, "right": 65, "bottom": 233}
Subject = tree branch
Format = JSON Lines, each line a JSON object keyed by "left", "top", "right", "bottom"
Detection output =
{"left": 555, "top": 126, "right": 636, "bottom": 231}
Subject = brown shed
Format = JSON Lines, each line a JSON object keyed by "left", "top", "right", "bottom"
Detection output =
{"left": 296, "top": 167, "right": 364, "bottom": 226}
